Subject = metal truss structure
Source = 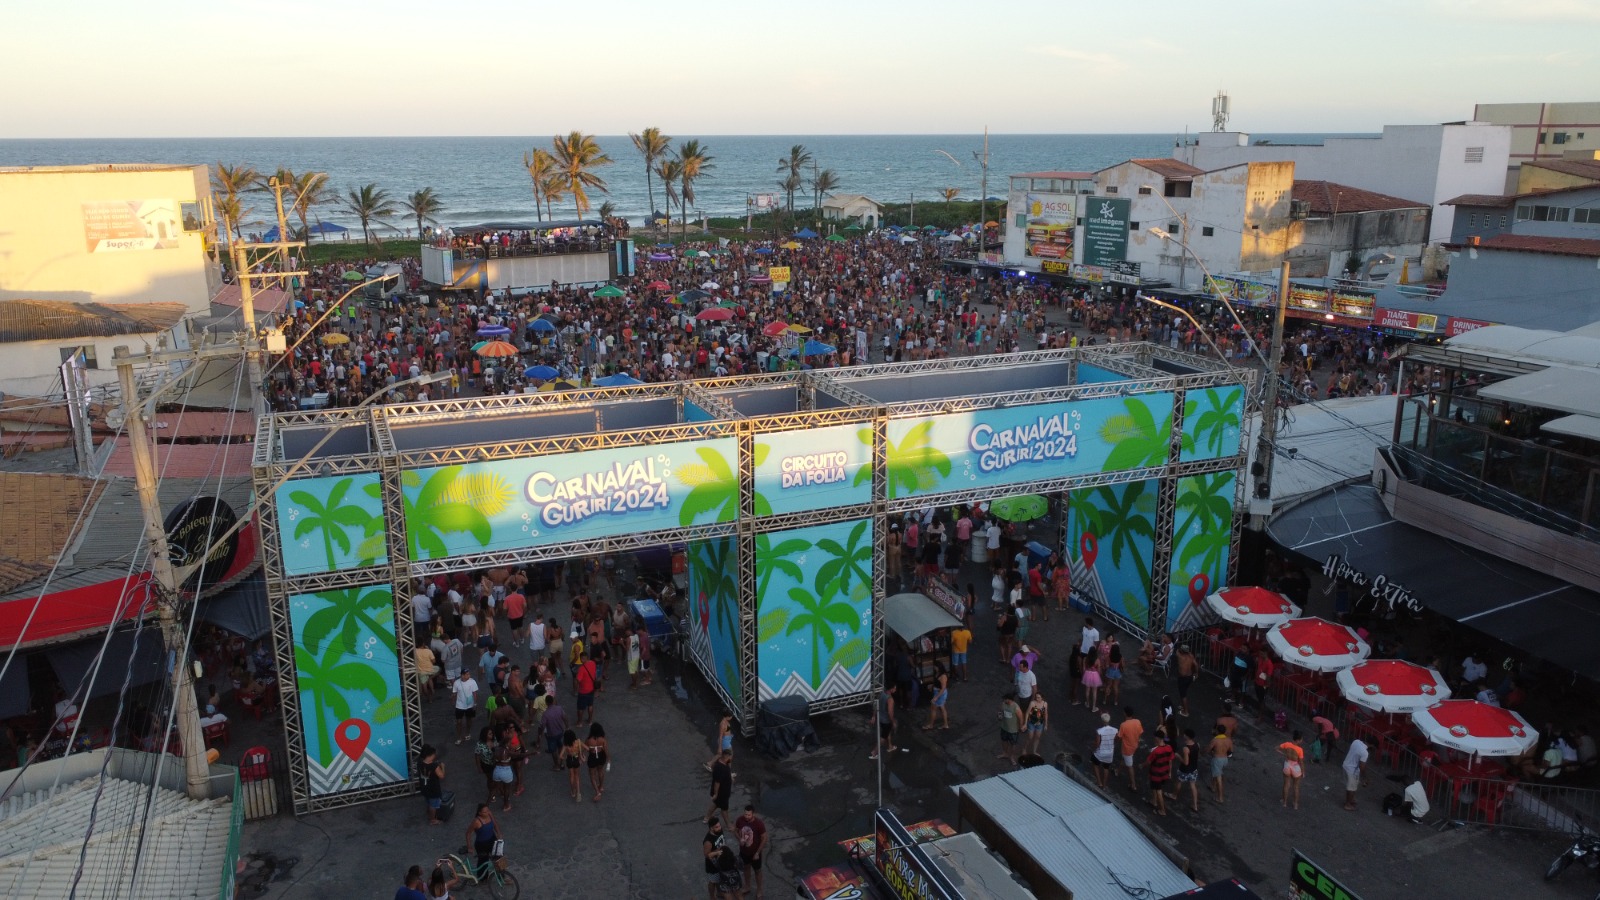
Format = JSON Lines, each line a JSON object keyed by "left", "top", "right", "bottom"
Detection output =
{"left": 255, "top": 345, "right": 1252, "bottom": 809}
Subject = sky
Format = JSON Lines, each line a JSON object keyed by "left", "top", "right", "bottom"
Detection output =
{"left": 3, "top": 0, "right": 1598, "bottom": 138}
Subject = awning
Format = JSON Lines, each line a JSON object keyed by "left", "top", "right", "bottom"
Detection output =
{"left": 199, "top": 574, "right": 270, "bottom": 640}
{"left": 1269, "top": 484, "right": 1600, "bottom": 682}
{"left": 883, "top": 593, "right": 962, "bottom": 642}
{"left": 1478, "top": 366, "right": 1600, "bottom": 416}
{"left": 0, "top": 575, "right": 155, "bottom": 649}
{"left": 45, "top": 628, "right": 167, "bottom": 700}
{"left": 1541, "top": 414, "right": 1600, "bottom": 442}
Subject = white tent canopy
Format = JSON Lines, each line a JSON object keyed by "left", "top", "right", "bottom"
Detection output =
{"left": 883, "top": 592, "right": 961, "bottom": 641}
{"left": 1478, "top": 366, "right": 1600, "bottom": 417}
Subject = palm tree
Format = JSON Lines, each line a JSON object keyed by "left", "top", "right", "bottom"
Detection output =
{"left": 657, "top": 158, "right": 683, "bottom": 233}
{"left": 675, "top": 140, "right": 715, "bottom": 236}
{"left": 540, "top": 173, "right": 567, "bottom": 221}
{"left": 369, "top": 468, "right": 494, "bottom": 562}
{"left": 677, "top": 446, "right": 739, "bottom": 526}
{"left": 287, "top": 477, "right": 374, "bottom": 572}
{"left": 550, "top": 131, "right": 613, "bottom": 220}
{"left": 301, "top": 586, "right": 398, "bottom": 658}
{"left": 597, "top": 200, "right": 616, "bottom": 221}
{"left": 341, "top": 183, "right": 398, "bottom": 245}
{"left": 940, "top": 187, "right": 960, "bottom": 204}
{"left": 783, "top": 586, "right": 863, "bottom": 689}
{"left": 629, "top": 127, "right": 671, "bottom": 225}
{"left": 777, "top": 145, "right": 813, "bottom": 212}
{"left": 814, "top": 519, "right": 872, "bottom": 597}
{"left": 211, "top": 163, "right": 260, "bottom": 242}
{"left": 401, "top": 188, "right": 445, "bottom": 238}
{"left": 289, "top": 171, "right": 335, "bottom": 243}
{"left": 523, "top": 148, "right": 558, "bottom": 222}
{"left": 810, "top": 169, "right": 840, "bottom": 219}
{"left": 294, "top": 635, "right": 388, "bottom": 766}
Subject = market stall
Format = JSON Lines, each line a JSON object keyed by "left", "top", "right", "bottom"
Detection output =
{"left": 884, "top": 593, "right": 962, "bottom": 698}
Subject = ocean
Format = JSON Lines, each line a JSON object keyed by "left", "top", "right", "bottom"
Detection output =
{"left": 0, "top": 134, "right": 1360, "bottom": 231}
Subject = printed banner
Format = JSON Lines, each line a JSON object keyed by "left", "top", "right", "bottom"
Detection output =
{"left": 1446, "top": 316, "right": 1492, "bottom": 337}
{"left": 1167, "top": 472, "right": 1236, "bottom": 631}
{"left": 689, "top": 535, "right": 743, "bottom": 707}
{"left": 275, "top": 474, "right": 388, "bottom": 576}
{"left": 1179, "top": 386, "right": 1244, "bottom": 463}
{"left": 753, "top": 423, "right": 872, "bottom": 516}
{"left": 1373, "top": 308, "right": 1439, "bottom": 333}
{"left": 755, "top": 519, "right": 874, "bottom": 702}
{"left": 82, "top": 199, "right": 184, "bottom": 252}
{"left": 768, "top": 266, "right": 792, "bottom": 283}
{"left": 287, "top": 585, "right": 410, "bottom": 797}
{"left": 1069, "top": 479, "right": 1157, "bottom": 631}
{"left": 881, "top": 393, "right": 1177, "bottom": 500}
{"left": 1082, "top": 196, "right": 1131, "bottom": 267}
{"left": 397, "top": 437, "right": 739, "bottom": 561}
{"left": 1022, "top": 193, "right": 1076, "bottom": 260}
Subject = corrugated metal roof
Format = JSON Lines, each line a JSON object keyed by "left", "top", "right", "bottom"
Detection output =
{"left": 0, "top": 775, "right": 232, "bottom": 899}
{"left": 959, "top": 767, "right": 1195, "bottom": 900}
{"left": 0, "top": 300, "right": 187, "bottom": 343}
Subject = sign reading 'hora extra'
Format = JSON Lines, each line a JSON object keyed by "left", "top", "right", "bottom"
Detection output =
{"left": 396, "top": 437, "right": 740, "bottom": 561}
{"left": 752, "top": 423, "right": 872, "bottom": 516}
{"left": 881, "top": 393, "right": 1177, "bottom": 499}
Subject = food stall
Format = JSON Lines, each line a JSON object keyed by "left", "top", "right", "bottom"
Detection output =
{"left": 884, "top": 593, "right": 962, "bottom": 698}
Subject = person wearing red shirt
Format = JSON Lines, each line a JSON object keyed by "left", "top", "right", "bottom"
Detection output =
{"left": 505, "top": 590, "right": 528, "bottom": 648}
{"left": 1144, "top": 733, "right": 1176, "bottom": 815}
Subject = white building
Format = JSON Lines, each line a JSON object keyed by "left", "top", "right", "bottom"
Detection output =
{"left": 0, "top": 298, "right": 190, "bottom": 399}
{"left": 0, "top": 164, "right": 219, "bottom": 312}
{"left": 1001, "top": 171, "right": 1094, "bottom": 274}
{"left": 1174, "top": 123, "right": 1511, "bottom": 244}
{"left": 820, "top": 194, "right": 883, "bottom": 228}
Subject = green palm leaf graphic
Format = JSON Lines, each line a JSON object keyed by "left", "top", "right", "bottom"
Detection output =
{"left": 784, "top": 585, "right": 863, "bottom": 689}
{"left": 285, "top": 477, "right": 374, "bottom": 571}
{"left": 385, "top": 468, "right": 495, "bottom": 561}
{"left": 883, "top": 421, "right": 951, "bottom": 499}
{"left": 679, "top": 447, "right": 739, "bottom": 526}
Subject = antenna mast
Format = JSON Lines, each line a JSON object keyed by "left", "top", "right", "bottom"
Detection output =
{"left": 1212, "top": 90, "right": 1230, "bottom": 132}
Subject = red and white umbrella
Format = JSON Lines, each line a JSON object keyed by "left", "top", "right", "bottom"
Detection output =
{"left": 762, "top": 321, "right": 791, "bottom": 337}
{"left": 1204, "top": 586, "right": 1300, "bottom": 628}
{"left": 1335, "top": 659, "right": 1451, "bottom": 714}
{"left": 1265, "top": 617, "right": 1370, "bottom": 672}
{"left": 1411, "top": 700, "right": 1538, "bottom": 758}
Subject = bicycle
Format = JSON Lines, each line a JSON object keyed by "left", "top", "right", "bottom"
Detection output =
{"left": 438, "top": 848, "right": 520, "bottom": 900}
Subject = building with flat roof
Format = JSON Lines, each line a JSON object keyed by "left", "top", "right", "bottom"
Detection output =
{"left": 1473, "top": 101, "right": 1600, "bottom": 189}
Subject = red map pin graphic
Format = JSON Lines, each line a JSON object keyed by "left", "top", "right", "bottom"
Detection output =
{"left": 1189, "top": 573, "right": 1211, "bottom": 604}
{"left": 1079, "top": 532, "right": 1099, "bottom": 568}
{"left": 334, "top": 718, "right": 370, "bottom": 762}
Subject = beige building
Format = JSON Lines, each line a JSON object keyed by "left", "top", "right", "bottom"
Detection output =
{"left": 0, "top": 164, "right": 220, "bottom": 312}
{"left": 820, "top": 194, "right": 883, "bottom": 227}
{"left": 1473, "top": 101, "right": 1600, "bottom": 191}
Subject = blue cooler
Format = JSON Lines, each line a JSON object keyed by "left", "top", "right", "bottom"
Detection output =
{"left": 628, "top": 598, "right": 670, "bottom": 640}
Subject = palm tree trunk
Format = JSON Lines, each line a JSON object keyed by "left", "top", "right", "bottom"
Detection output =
{"left": 645, "top": 165, "right": 655, "bottom": 221}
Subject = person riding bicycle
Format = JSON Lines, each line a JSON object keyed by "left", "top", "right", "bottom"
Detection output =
{"left": 468, "top": 804, "right": 502, "bottom": 867}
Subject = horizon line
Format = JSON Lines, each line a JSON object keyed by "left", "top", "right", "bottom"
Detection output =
{"left": 0, "top": 130, "right": 1385, "bottom": 141}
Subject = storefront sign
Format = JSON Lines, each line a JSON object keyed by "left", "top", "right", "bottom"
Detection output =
{"left": 1040, "top": 259, "right": 1073, "bottom": 275}
{"left": 82, "top": 199, "right": 184, "bottom": 253}
{"left": 164, "top": 495, "right": 242, "bottom": 592}
{"left": 873, "top": 810, "right": 959, "bottom": 900}
{"left": 1321, "top": 554, "right": 1422, "bottom": 612}
{"left": 1205, "top": 275, "right": 1276, "bottom": 308}
{"left": 1373, "top": 308, "right": 1439, "bottom": 333}
{"left": 753, "top": 423, "right": 872, "bottom": 516}
{"left": 1290, "top": 849, "right": 1364, "bottom": 900}
{"left": 1071, "top": 263, "right": 1103, "bottom": 283}
{"left": 1446, "top": 316, "right": 1493, "bottom": 337}
{"left": 1083, "top": 196, "right": 1131, "bottom": 266}
{"left": 979, "top": 252, "right": 1005, "bottom": 266}
{"left": 881, "top": 392, "right": 1177, "bottom": 500}
{"left": 768, "top": 266, "right": 792, "bottom": 283}
{"left": 1022, "top": 193, "right": 1076, "bottom": 260}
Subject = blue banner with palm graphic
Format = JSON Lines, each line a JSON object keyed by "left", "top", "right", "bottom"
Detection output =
{"left": 881, "top": 393, "right": 1178, "bottom": 500}
{"left": 1068, "top": 480, "right": 1158, "bottom": 631}
{"left": 275, "top": 474, "right": 388, "bottom": 576}
{"left": 1167, "top": 472, "right": 1235, "bottom": 631}
{"left": 752, "top": 423, "right": 872, "bottom": 516}
{"left": 395, "top": 437, "right": 740, "bottom": 561}
{"left": 287, "top": 585, "right": 409, "bottom": 796}
{"left": 1180, "top": 387, "right": 1244, "bottom": 462}
{"left": 687, "top": 535, "right": 743, "bottom": 707}
{"left": 754, "top": 519, "right": 874, "bottom": 702}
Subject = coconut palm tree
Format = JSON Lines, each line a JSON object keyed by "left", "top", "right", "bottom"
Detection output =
{"left": 401, "top": 187, "right": 445, "bottom": 238}
{"left": 675, "top": 140, "right": 715, "bottom": 236}
{"left": 541, "top": 173, "right": 567, "bottom": 222}
{"left": 340, "top": 183, "right": 398, "bottom": 245}
{"left": 809, "top": 168, "right": 840, "bottom": 219}
{"left": 629, "top": 127, "right": 671, "bottom": 225}
{"left": 550, "top": 131, "right": 613, "bottom": 220}
{"left": 940, "top": 187, "right": 960, "bottom": 204}
{"left": 657, "top": 158, "right": 683, "bottom": 234}
{"left": 289, "top": 171, "right": 335, "bottom": 243}
{"left": 211, "top": 163, "right": 259, "bottom": 242}
{"left": 597, "top": 200, "right": 616, "bottom": 221}
{"left": 777, "top": 145, "right": 812, "bottom": 212}
{"left": 523, "top": 148, "right": 558, "bottom": 222}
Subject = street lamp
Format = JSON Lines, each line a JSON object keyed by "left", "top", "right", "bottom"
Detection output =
{"left": 1136, "top": 292, "right": 1231, "bottom": 364}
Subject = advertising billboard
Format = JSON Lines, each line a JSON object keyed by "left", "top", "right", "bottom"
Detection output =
{"left": 287, "top": 584, "right": 410, "bottom": 797}
{"left": 82, "top": 199, "right": 184, "bottom": 252}
{"left": 275, "top": 473, "right": 388, "bottom": 576}
{"left": 1082, "top": 197, "right": 1131, "bottom": 266}
{"left": 1373, "top": 308, "right": 1440, "bottom": 333}
{"left": 880, "top": 393, "right": 1178, "bottom": 500}
{"left": 397, "top": 437, "right": 740, "bottom": 561}
{"left": 1021, "top": 193, "right": 1076, "bottom": 260}
{"left": 1290, "top": 850, "right": 1364, "bottom": 900}
{"left": 753, "top": 423, "right": 872, "bottom": 516}
{"left": 755, "top": 518, "right": 874, "bottom": 702}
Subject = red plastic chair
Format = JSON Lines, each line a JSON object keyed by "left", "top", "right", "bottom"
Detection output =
{"left": 1472, "top": 778, "right": 1518, "bottom": 827}
{"left": 1418, "top": 751, "right": 1448, "bottom": 800}
{"left": 203, "top": 721, "right": 230, "bottom": 749}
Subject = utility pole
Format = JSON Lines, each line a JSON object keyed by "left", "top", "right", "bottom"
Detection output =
{"left": 974, "top": 126, "right": 989, "bottom": 254}
{"left": 1250, "top": 260, "right": 1291, "bottom": 530}
{"left": 909, "top": 192, "right": 915, "bottom": 228}
{"left": 114, "top": 347, "right": 210, "bottom": 800}
{"left": 231, "top": 178, "right": 305, "bottom": 414}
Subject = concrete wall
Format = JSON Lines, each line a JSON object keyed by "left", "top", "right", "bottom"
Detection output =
{"left": 1178, "top": 124, "right": 1511, "bottom": 244}
{"left": 1448, "top": 205, "right": 1514, "bottom": 244}
{"left": 1439, "top": 246, "right": 1600, "bottom": 330}
{"left": 0, "top": 165, "right": 219, "bottom": 311}
{"left": 1476, "top": 101, "right": 1600, "bottom": 185}
{"left": 1505, "top": 184, "right": 1600, "bottom": 240}
{"left": 0, "top": 321, "right": 188, "bottom": 399}
{"left": 1291, "top": 208, "right": 1430, "bottom": 277}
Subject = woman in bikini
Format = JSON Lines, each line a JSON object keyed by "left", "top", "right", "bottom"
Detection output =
{"left": 558, "top": 729, "right": 584, "bottom": 802}
{"left": 585, "top": 722, "right": 611, "bottom": 802}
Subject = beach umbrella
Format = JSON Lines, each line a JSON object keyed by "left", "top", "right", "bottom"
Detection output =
{"left": 1411, "top": 700, "right": 1537, "bottom": 759}
{"left": 594, "top": 373, "right": 643, "bottom": 387}
{"left": 309, "top": 221, "right": 349, "bottom": 235}
{"left": 781, "top": 241, "right": 801, "bottom": 250}
{"left": 753, "top": 247, "right": 774, "bottom": 255}
{"left": 826, "top": 234, "right": 847, "bottom": 242}
{"left": 529, "top": 319, "right": 558, "bottom": 333}
{"left": 984, "top": 221, "right": 999, "bottom": 228}
{"left": 677, "top": 289, "right": 710, "bottom": 302}
{"left": 921, "top": 225, "right": 937, "bottom": 232}
{"left": 319, "top": 333, "right": 350, "bottom": 346}
{"left": 940, "top": 233, "right": 962, "bottom": 242}
{"left": 695, "top": 250, "right": 711, "bottom": 258}
{"left": 898, "top": 235, "right": 917, "bottom": 244}
{"left": 1204, "top": 587, "right": 1300, "bottom": 629}
{"left": 749, "top": 275, "right": 772, "bottom": 284}
{"left": 988, "top": 494, "right": 1048, "bottom": 523}
{"left": 843, "top": 224, "right": 862, "bottom": 232}
{"left": 716, "top": 300, "right": 740, "bottom": 310}
{"left": 341, "top": 270, "right": 365, "bottom": 282}
{"left": 696, "top": 308, "right": 734, "bottom": 322}
{"left": 476, "top": 324, "right": 511, "bottom": 337}
{"left": 794, "top": 228, "right": 819, "bottom": 239}
{"left": 648, "top": 280, "right": 671, "bottom": 291}
{"left": 471, "top": 340, "right": 491, "bottom": 352}
{"left": 1336, "top": 660, "right": 1451, "bottom": 714}
{"left": 762, "top": 321, "right": 791, "bottom": 337}
{"left": 701, "top": 281, "right": 720, "bottom": 290}
{"left": 1265, "top": 617, "right": 1371, "bottom": 672}
{"left": 649, "top": 252, "right": 673, "bottom": 261}
{"left": 476, "top": 340, "right": 520, "bottom": 358}
{"left": 594, "top": 285, "right": 626, "bottom": 298}
{"left": 786, "top": 324, "right": 813, "bottom": 334}
{"left": 523, "top": 364, "right": 559, "bottom": 381}
{"left": 802, "top": 339, "right": 835, "bottom": 356}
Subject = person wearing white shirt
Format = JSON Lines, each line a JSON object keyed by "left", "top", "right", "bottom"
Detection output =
{"left": 985, "top": 521, "right": 1002, "bottom": 552}
{"left": 451, "top": 670, "right": 479, "bottom": 745}
{"left": 1461, "top": 655, "right": 1488, "bottom": 685}
{"left": 1079, "top": 618, "right": 1100, "bottom": 655}
{"left": 1341, "top": 738, "right": 1368, "bottom": 810}
{"left": 411, "top": 591, "right": 433, "bottom": 643}
{"left": 1402, "top": 780, "right": 1430, "bottom": 822}
{"left": 1014, "top": 661, "right": 1037, "bottom": 701}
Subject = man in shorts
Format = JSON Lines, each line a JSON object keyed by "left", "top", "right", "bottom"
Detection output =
{"left": 949, "top": 624, "right": 972, "bottom": 683}
{"left": 1175, "top": 645, "right": 1198, "bottom": 717}
{"left": 1342, "top": 738, "right": 1369, "bottom": 811}
{"left": 1144, "top": 732, "right": 1176, "bottom": 815}
{"left": 735, "top": 803, "right": 769, "bottom": 900}
{"left": 1117, "top": 706, "right": 1144, "bottom": 791}
{"left": 997, "top": 693, "right": 1023, "bottom": 764}
{"left": 706, "top": 749, "right": 734, "bottom": 830}
{"left": 504, "top": 588, "right": 527, "bottom": 648}
{"left": 451, "top": 669, "right": 478, "bottom": 745}
{"left": 1091, "top": 712, "right": 1118, "bottom": 789}
{"left": 574, "top": 652, "right": 598, "bottom": 726}
{"left": 1206, "top": 723, "right": 1234, "bottom": 803}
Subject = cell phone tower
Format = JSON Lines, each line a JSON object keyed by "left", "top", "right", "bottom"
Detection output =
{"left": 1212, "top": 90, "right": 1230, "bottom": 132}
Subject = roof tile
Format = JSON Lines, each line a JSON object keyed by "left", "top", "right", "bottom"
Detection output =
{"left": 1293, "top": 180, "right": 1430, "bottom": 215}
{"left": 1479, "top": 234, "right": 1600, "bottom": 258}
{"left": 1523, "top": 158, "right": 1600, "bottom": 181}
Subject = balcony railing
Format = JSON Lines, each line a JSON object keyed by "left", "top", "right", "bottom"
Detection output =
{"left": 440, "top": 238, "right": 614, "bottom": 260}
